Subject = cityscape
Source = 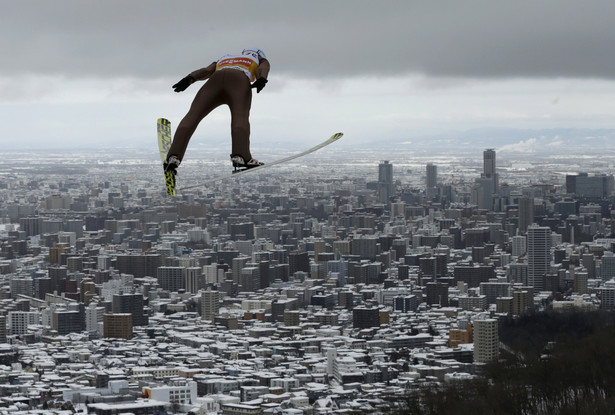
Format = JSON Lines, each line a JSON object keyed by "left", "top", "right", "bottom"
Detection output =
{"left": 1, "top": 142, "right": 615, "bottom": 415}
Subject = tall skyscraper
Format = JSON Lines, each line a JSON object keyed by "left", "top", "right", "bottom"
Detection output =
{"left": 482, "top": 149, "right": 498, "bottom": 194}
{"left": 518, "top": 196, "right": 535, "bottom": 234}
{"left": 378, "top": 161, "right": 393, "bottom": 202}
{"left": 426, "top": 163, "right": 437, "bottom": 188}
{"left": 527, "top": 224, "right": 552, "bottom": 291}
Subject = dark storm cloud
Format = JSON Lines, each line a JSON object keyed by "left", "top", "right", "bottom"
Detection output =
{"left": 3, "top": 0, "right": 615, "bottom": 80}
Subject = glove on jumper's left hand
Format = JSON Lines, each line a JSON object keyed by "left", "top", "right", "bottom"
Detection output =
{"left": 172, "top": 75, "right": 195, "bottom": 92}
{"left": 251, "top": 78, "right": 268, "bottom": 93}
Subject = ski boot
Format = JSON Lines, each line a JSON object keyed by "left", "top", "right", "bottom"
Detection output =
{"left": 230, "top": 154, "right": 264, "bottom": 173}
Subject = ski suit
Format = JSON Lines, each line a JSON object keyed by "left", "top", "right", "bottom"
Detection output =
{"left": 167, "top": 49, "right": 270, "bottom": 162}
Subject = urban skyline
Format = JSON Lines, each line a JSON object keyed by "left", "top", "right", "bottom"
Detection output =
{"left": 2, "top": 142, "right": 615, "bottom": 413}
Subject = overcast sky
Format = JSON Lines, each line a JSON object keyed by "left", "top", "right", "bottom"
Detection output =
{"left": 2, "top": 0, "right": 615, "bottom": 155}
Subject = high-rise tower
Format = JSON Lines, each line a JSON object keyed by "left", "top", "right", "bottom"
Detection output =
{"left": 518, "top": 196, "right": 535, "bottom": 234}
{"left": 378, "top": 161, "right": 393, "bottom": 202}
{"left": 426, "top": 163, "right": 437, "bottom": 188}
{"left": 527, "top": 224, "right": 551, "bottom": 291}
{"left": 482, "top": 149, "right": 498, "bottom": 194}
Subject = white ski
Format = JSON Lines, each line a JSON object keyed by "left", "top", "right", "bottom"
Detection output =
{"left": 179, "top": 132, "right": 343, "bottom": 191}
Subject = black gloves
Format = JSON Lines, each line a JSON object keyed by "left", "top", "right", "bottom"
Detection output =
{"left": 173, "top": 75, "right": 267, "bottom": 93}
{"left": 172, "top": 75, "right": 195, "bottom": 92}
{"left": 251, "top": 77, "right": 268, "bottom": 93}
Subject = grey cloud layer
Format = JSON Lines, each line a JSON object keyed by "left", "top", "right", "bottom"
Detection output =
{"left": 3, "top": 0, "right": 614, "bottom": 79}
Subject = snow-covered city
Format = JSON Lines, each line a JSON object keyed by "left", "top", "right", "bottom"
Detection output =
{"left": 2, "top": 145, "right": 615, "bottom": 414}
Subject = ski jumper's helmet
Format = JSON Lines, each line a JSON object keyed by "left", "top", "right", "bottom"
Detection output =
{"left": 242, "top": 48, "right": 267, "bottom": 59}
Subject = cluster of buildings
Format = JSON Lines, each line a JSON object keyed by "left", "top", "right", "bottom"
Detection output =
{"left": 0, "top": 148, "right": 614, "bottom": 414}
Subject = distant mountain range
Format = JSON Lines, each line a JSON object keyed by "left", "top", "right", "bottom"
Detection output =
{"left": 12, "top": 128, "right": 615, "bottom": 159}
{"left": 380, "top": 128, "right": 615, "bottom": 157}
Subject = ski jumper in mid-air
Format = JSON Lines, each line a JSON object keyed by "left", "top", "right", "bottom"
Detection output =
{"left": 164, "top": 48, "right": 270, "bottom": 178}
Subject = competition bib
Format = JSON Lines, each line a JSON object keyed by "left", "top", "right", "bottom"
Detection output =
{"left": 216, "top": 54, "right": 259, "bottom": 81}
